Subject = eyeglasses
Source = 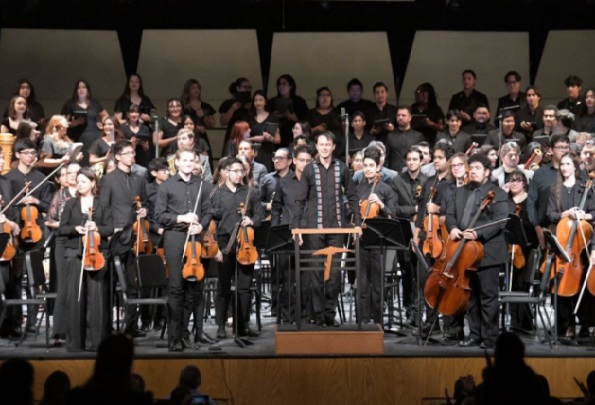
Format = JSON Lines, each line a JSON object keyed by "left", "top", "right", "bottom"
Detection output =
{"left": 296, "top": 158, "right": 312, "bottom": 163}
{"left": 553, "top": 145, "right": 570, "bottom": 151}
{"left": 19, "top": 151, "right": 37, "bottom": 156}
{"left": 451, "top": 163, "right": 466, "bottom": 168}
{"left": 119, "top": 151, "right": 136, "bottom": 156}
{"left": 272, "top": 156, "right": 289, "bottom": 161}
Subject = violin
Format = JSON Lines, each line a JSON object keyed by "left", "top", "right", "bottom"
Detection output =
{"left": 509, "top": 203, "right": 526, "bottom": 270}
{"left": 133, "top": 196, "right": 153, "bottom": 255}
{"left": 20, "top": 183, "right": 43, "bottom": 244}
{"left": 182, "top": 182, "right": 205, "bottom": 281}
{"left": 236, "top": 202, "right": 258, "bottom": 266}
{"left": 424, "top": 191, "right": 496, "bottom": 316}
{"left": 0, "top": 199, "right": 16, "bottom": 262}
{"left": 82, "top": 207, "right": 105, "bottom": 271}
{"left": 156, "top": 237, "right": 169, "bottom": 278}
{"left": 422, "top": 186, "right": 444, "bottom": 259}
{"left": 265, "top": 191, "right": 275, "bottom": 221}
{"left": 360, "top": 173, "right": 381, "bottom": 221}
{"left": 201, "top": 220, "right": 219, "bottom": 259}
{"left": 543, "top": 173, "right": 594, "bottom": 297}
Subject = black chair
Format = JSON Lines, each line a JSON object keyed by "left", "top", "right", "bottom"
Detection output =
{"left": 0, "top": 250, "right": 51, "bottom": 347}
{"left": 114, "top": 255, "right": 168, "bottom": 339}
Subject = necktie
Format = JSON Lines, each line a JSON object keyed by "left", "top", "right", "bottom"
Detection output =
{"left": 460, "top": 189, "right": 480, "bottom": 230}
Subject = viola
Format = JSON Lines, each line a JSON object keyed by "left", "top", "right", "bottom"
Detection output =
{"left": 544, "top": 174, "right": 595, "bottom": 297}
{"left": 201, "top": 220, "right": 219, "bottom": 259}
{"left": 82, "top": 207, "right": 105, "bottom": 271}
{"left": 360, "top": 173, "right": 381, "bottom": 221}
{"left": 20, "top": 183, "right": 43, "bottom": 244}
{"left": 424, "top": 191, "right": 496, "bottom": 316}
{"left": 422, "top": 186, "right": 444, "bottom": 259}
{"left": 183, "top": 233, "right": 204, "bottom": 281}
{"left": 524, "top": 148, "right": 542, "bottom": 170}
{"left": 0, "top": 199, "right": 16, "bottom": 262}
{"left": 465, "top": 142, "right": 479, "bottom": 156}
{"left": 133, "top": 196, "right": 153, "bottom": 255}
{"left": 236, "top": 203, "right": 258, "bottom": 266}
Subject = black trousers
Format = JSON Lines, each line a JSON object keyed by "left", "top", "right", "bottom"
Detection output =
{"left": 216, "top": 239, "right": 254, "bottom": 334}
{"left": 467, "top": 265, "right": 500, "bottom": 343}
{"left": 164, "top": 231, "right": 205, "bottom": 342}
{"left": 65, "top": 249, "right": 108, "bottom": 352}
{"left": 359, "top": 248, "right": 382, "bottom": 324}
{"left": 273, "top": 254, "right": 295, "bottom": 322}
{"left": 303, "top": 233, "right": 345, "bottom": 322}
{"left": 52, "top": 238, "right": 70, "bottom": 338}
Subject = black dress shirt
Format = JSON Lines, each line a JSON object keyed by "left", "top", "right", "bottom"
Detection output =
{"left": 211, "top": 184, "right": 263, "bottom": 241}
{"left": 5, "top": 167, "right": 53, "bottom": 229}
{"left": 271, "top": 171, "right": 307, "bottom": 227}
{"left": 100, "top": 167, "right": 148, "bottom": 229}
{"left": 154, "top": 174, "right": 211, "bottom": 232}
{"left": 57, "top": 197, "right": 114, "bottom": 250}
{"left": 356, "top": 179, "right": 396, "bottom": 218}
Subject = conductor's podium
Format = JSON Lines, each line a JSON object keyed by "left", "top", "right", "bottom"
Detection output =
{"left": 274, "top": 227, "right": 385, "bottom": 355}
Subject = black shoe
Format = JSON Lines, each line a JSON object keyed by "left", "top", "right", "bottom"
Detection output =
{"left": 125, "top": 329, "right": 147, "bottom": 338}
{"left": 169, "top": 339, "right": 183, "bottom": 352}
{"left": 0, "top": 326, "right": 23, "bottom": 338}
{"left": 140, "top": 323, "right": 150, "bottom": 333}
{"left": 443, "top": 331, "right": 464, "bottom": 342}
{"left": 412, "top": 323, "right": 439, "bottom": 337}
{"left": 198, "top": 332, "right": 216, "bottom": 344}
{"left": 326, "top": 319, "right": 340, "bottom": 327}
{"left": 216, "top": 325, "right": 227, "bottom": 339}
{"left": 459, "top": 338, "right": 482, "bottom": 347}
{"left": 315, "top": 319, "right": 327, "bottom": 327}
{"left": 480, "top": 340, "right": 495, "bottom": 349}
{"left": 182, "top": 337, "right": 198, "bottom": 350}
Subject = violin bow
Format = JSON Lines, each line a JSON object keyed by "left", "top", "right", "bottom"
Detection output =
{"left": 465, "top": 217, "right": 509, "bottom": 234}
{"left": 181, "top": 181, "right": 203, "bottom": 262}
{"left": 0, "top": 181, "right": 31, "bottom": 216}
{"left": 18, "top": 163, "right": 66, "bottom": 205}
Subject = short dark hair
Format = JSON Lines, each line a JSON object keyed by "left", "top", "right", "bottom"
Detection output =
{"left": 224, "top": 156, "right": 243, "bottom": 169}
{"left": 504, "top": 70, "right": 521, "bottom": 83}
{"left": 406, "top": 147, "right": 423, "bottom": 161}
{"left": 474, "top": 103, "right": 490, "bottom": 113}
{"left": 397, "top": 105, "right": 412, "bottom": 114}
{"left": 433, "top": 142, "right": 455, "bottom": 160}
{"left": 373, "top": 82, "right": 388, "bottom": 93}
{"left": 347, "top": 78, "right": 363, "bottom": 92}
{"left": 501, "top": 110, "right": 516, "bottom": 120}
{"left": 113, "top": 139, "right": 133, "bottom": 156}
{"left": 564, "top": 75, "right": 583, "bottom": 87}
{"left": 468, "top": 153, "right": 492, "bottom": 170}
{"left": 550, "top": 134, "right": 570, "bottom": 148}
{"left": 293, "top": 144, "right": 312, "bottom": 159}
{"left": 315, "top": 131, "right": 335, "bottom": 144}
{"left": 446, "top": 109, "right": 462, "bottom": 121}
{"left": 14, "top": 138, "right": 37, "bottom": 153}
{"left": 352, "top": 111, "right": 366, "bottom": 121}
{"left": 149, "top": 157, "right": 168, "bottom": 173}
{"left": 525, "top": 85, "right": 541, "bottom": 98}
{"left": 462, "top": 69, "right": 477, "bottom": 79}
{"left": 179, "top": 365, "right": 201, "bottom": 390}
{"left": 363, "top": 148, "right": 381, "bottom": 165}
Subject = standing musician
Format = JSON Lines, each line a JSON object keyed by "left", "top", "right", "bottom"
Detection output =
{"left": 5, "top": 139, "right": 53, "bottom": 337}
{"left": 357, "top": 148, "right": 396, "bottom": 324}
{"left": 392, "top": 147, "right": 428, "bottom": 325}
{"left": 58, "top": 168, "right": 113, "bottom": 352}
{"left": 155, "top": 148, "right": 211, "bottom": 352}
{"left": 271, "top": 145, "right": 312, "bottom": 323}
{"left": 0, "top": 147, "right": 21, "bottom": 339}
{"left": 446, "top": 154, "right": 511, "bottom": 349}
{"left": 99, "top": 139, "right": 148, "bottom": 337}
{"left": 260, "top": 148, "right": 292, "bottom": 319}
{"left": 546, "top": 153, "right": 595, "bottom": 340}
{"left": 528, "top": 134, "right": 570, "bottom": 250}
{"left": 211, "top": 157, "right": 264, "bottom": 339}
{"left": 491, "top": 142, "right": 534, "bottom": 187}
{"left": 139, "top": 157, "right": 169, "bottom": 333}
{"left": 293, "top": 131, "right": 360, "bottom": 327}
{"left": 46, "top": 162, "right": 80, "bottom": 345}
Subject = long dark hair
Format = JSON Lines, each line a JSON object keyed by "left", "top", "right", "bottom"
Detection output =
{"left": 554, "top": 152, "right": 583, "bottom": 213}
{"left": 13, "top": 79, "right": 38, "bottom": 104}
{"left": 121, "top": 73, "right": 146, "bottom": 98}
{"left": 71, "top": 79, "right": 93, "bottom": 102}
{"left": 78, "top": 167, "right": 100, "bottom": 196}
{"left": 250, "top": 90, "right": 270, "bottom": 115}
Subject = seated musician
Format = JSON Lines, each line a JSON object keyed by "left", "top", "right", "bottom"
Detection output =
{"left": 547, "top": 152, "right": 595, "bottom": 340}
{"left": 491, "top": 141, "right": 534, "bottom": 188}
{"left": 446, "top": 154, "right": 511, "bottom": 349}
{"left": 357, "top": 148, "right": 396, "bottom": 324}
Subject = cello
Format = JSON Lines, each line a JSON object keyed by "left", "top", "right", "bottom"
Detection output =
{"left": 182, "top": 182, "right": 205, "bottom": 281}
{"left": 545, "top": 173, "right": 594, "bottom": 297}
{"left": 424, "top": 191, "right": 496, "bottom": 316}
{"left": 133, "top": 196, "right": 153, "bottom": 255}
{"left": 422, "top": 186, "right": 444, "bottom": 259}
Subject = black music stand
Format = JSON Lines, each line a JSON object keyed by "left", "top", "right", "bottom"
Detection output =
{"left": 503, "top": 214, "right": 530, "bottom": 329}
{"left": 265, "top": 225, "right": 294, "bottom": 324}
{"left": 362, "top": 218, "right": 408, "bottom": 334}
{"left": 543, "top": 230, "right": 570, "bottom": 346}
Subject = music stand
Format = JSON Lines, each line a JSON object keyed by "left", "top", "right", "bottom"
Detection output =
{"left": 362, "top": 218, "right": 408, "bottom": 334}
{"left": 265, "top": 225, "right": 294, "bottom": 324}
{"left": 543, "top": 230, "right": 570, "bottom": 346}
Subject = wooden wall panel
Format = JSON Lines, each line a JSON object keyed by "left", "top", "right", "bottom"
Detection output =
{"left": 401, "top": 31, "right": 530, "bottom": 115}
{"left": 0, "top": 29, "right": 125, "bottom": 119}
{"left": 16, "top": 356, "right": 590, "bottom": 405}
{"left": 534, "top": 30, "right": 595, "bottom": 107}
{"left": 268, "top": 32, "right": 395, "bottom": 108}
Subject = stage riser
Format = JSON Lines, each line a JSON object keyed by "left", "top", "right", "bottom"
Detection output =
{"left": 15, "top": 357, "right": 593, "bottom": 404}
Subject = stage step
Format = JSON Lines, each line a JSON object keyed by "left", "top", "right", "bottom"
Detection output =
{"left": 275, "top": 324, "right": 384, "bottom": 355}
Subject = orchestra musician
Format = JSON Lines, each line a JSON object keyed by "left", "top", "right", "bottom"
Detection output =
{"left": 5, "top": 139, "right": 53, "bottom": 337}
{"left": 546, "top": 152, "right": 595, "bottom": 340}
{"left": 293, "top": 131, "right": 360, "bottom": 327}
{"left": 271, "top": 145, "right": 312, "bottom": 323}
{"left": 392, "top": 147, "right": 428, "bottom": 325}
{"left": 58, "top": 168, "right": 113, "bottom": 352}
{"left": 211, "top": 157, "right": 263, "bottom": 339}
{"left": 491, "top": 141, "right": 534, "bottom": 187}
{"left": 155, "top": 148, "right": 211, "bottom": 352}
{"left": 446, "top": 154, "right": 511, "bottom": 349}
{"left": 357, "top": 148, "right": 396, "bottom": 324}
{"left": 99, "top": 139, "right": 148, "bottom": 338}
